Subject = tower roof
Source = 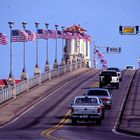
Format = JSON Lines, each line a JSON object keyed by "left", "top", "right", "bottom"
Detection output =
{"left": 64, "top": 24, "right": 87, "bottom": 33}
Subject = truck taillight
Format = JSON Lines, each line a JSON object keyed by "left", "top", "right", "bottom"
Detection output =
{"left": 97, "top": 107, "right": 101, "bottom": 113}
{"left": 102, "top": 98, "right": 110, "bottom": 102}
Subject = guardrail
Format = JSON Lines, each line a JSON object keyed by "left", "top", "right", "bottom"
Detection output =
{"left": 0, "top": 61, "right": 85, "bottom": 104}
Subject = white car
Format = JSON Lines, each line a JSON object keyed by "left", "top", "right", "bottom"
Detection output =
{"left": 125, "top": 65, "right": 135, "bottom": 70}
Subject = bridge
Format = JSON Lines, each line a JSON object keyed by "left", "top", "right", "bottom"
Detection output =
{"left": 0, "top": 65, "right": 140, "bottom": 139}
{"left": 0, "top": 24, "right": 139, "bottom": 140}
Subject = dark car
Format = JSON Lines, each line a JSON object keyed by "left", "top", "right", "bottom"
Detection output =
{"left": 107, "top": 67, "right": 122, "bottom": 81}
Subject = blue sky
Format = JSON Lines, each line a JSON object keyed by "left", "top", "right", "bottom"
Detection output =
{"left": 0, "top": 0, "right": 140, "bottom": 79}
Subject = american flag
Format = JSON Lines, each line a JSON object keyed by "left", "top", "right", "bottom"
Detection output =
{"left": 25, "top": 30, "right": 36, "bottom": 41}
{"left": 36, "top": 29, "right": 46, "bottom": 39}
{"left": 11, "top": 30, "right": 28, "bottom": 42}
{"left": 43, "top": 30, "right": 55, "bottom": 39}
{"left": 96, "top": 49, "right": 104, "bottom": 58}
{"left": 0, "top": 32, "right": 7, "bottom": 45}
{"left": 50, "top": 30, "right": 57, "bottom": 39}
{"left": 57, "top": 30, "right": 62, "bottom": 38}
{"left": 82, "top": 33, "right": 91, "bottom": 41}
{"left": 62, "top": 31, "right": 72, "bottom": 39}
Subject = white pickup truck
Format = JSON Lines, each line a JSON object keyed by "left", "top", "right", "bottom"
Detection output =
{"left": 71, "top": 96, "right": 105, "bottom": 125}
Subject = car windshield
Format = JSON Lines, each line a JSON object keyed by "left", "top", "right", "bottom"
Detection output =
{"left": 101, "top": 71, "right": 117, "bottom": 76}
{"left": 75, "top": 97, "right": 98, "bottom": 104}
{"left": 87, "top": 90, "right": 108, "bottom": 96}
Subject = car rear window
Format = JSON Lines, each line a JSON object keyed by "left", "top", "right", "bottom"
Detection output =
{"left": 87, "top": 90, "right": 108, "bottom": 96}
{"left": 75, "top": 97, "right": 98, "bottom": 104}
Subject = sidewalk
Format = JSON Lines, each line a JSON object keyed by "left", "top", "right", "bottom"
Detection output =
{"left": 0, "top": 68, "right": 90, "bottom": 127}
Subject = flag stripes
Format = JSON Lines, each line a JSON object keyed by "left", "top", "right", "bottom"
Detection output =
{"left": 0, "top": 33, "right": 7, "bottom": 45}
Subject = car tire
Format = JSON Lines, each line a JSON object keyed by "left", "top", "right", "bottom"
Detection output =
{"left": 116, "top": 83, "right": 119, "bottom": 89}
{"left": 72, "top": 119, "right": 77, "bottom": 125}
{"left": 99, "top": 83, "right": 103, "bottom": 88}
{"left": 96, "top": 119, "right": 102, "bottom": 125}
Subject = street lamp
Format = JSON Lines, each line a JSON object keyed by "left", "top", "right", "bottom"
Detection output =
{"left": 53, "top": 24, "right": 58, "bottom": 68}
{"left": 21, "top": 21, "right": 28, "bottom": 80}
{"left": 44, "top": 22, "right": 50, "bottom": 71}
{"left": 61, "top": 26, "right": 65, "bottom": 65}
{"left": 34, "top": 22, "right": 41, "bottom": 75}
{"left": 8, "top": 21, "right": 15, "bottom": 86}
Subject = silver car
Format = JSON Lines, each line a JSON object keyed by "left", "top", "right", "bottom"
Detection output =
{"left": 85, "top": 88, "right": 112, "bottom": 109}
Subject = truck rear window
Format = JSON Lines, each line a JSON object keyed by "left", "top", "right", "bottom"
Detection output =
{"left": 87, "top": 90, "right": 108, "bottom": 96}
{"left": 75, "top": 97, "right": 97, "bottom": 104}
{"left": 101, "top": 71, "right": 117, "bottom": 76}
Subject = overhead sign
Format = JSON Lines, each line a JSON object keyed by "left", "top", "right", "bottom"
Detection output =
{"left": 123, "top": 27, "right": 134, "bottom": 33}
{"left": 119, "top": 26, "right": 139, "bottom": 35}
{"left": 106, "top": 47, "right": 121, "bottom": 53}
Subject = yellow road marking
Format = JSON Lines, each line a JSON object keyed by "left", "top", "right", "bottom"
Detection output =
{"left": 41, "top": 81, "right": 99, "bottom": 139}
{"left": 90, "top": 81, "right": 99, "bottom": 88}
{"left": 42, "top": 110, "right": 71, "bottom": 140}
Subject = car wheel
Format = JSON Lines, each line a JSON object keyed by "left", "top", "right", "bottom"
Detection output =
{"left": 116, "top": 83, "right": 119, "bottom": 89}
{"left": 72, "top": 119, "right": 77, "bottom": 125}
{"left": 96, "top": 119, "right": 102, "bottom": 125}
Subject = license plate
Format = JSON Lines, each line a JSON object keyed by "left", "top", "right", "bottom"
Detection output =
{"left": 81, "top": 115, "right": 88, "bottom": 118}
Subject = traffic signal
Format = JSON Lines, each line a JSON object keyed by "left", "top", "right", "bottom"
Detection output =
{"left": 136, "top": 26, "right": 139, "bottom": 34}
{"left": 119, "top": 26, "right": 122, "bottom": 34}
{"left": 119, "top": 47, "right": 121, "bottom": 53}
{"left": 106, "top": 47, "right": 109, "bottom": 53}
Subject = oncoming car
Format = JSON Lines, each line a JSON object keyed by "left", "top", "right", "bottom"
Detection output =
{"left": 125, "top": 65, "right": 135, "bottom": 70}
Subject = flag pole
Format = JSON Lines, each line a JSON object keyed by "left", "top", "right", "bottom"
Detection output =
{"left": 7, "top": 21, "right": 15, "bottom": 86}
{"left": 34, "top": 22, "right": 41, "bottom": 75}
{"left": 61, "top": 26, "right": 65, "bottom": 66}
{"left": 21, "top": 21, "right": 28, "bottom": 80}
{"left": 44, "top": 22, "right": 50, "bottom": 72}
{"left": 53, "top": 24, "right": 58, "bottom": 68}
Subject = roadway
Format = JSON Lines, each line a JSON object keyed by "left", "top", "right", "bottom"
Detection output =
{"left": 0, "top": 68, "right": 139, "bottom": 140}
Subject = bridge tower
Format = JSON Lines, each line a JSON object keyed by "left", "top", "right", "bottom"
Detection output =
{"left": 64, "top": 25, "right": 91, "bottom": 67}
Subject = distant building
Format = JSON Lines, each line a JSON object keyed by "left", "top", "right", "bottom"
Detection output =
{"left": 64, "top": 24, "right": 91, "bottom": 67}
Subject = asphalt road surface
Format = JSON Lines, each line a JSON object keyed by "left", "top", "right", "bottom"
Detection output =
{"left": 0, "top": 69, "right": 139, "bottom": 140}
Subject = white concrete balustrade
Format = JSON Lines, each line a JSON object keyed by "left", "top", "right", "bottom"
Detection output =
{"left": 0, "top": 62, "right": 85, "bottom": 104}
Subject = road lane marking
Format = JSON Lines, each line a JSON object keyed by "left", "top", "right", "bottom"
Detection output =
{"left": 41, "top": 81, "right": 99, "bottom": 140}
{"left": 90, "top": 81, "right": 99, "bottom": 88}
{"left": 41, "top": 110, "right": 71, "bottom": 140}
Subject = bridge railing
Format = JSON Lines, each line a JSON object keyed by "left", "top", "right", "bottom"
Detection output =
{"left": 0, "top": 62, "right": 85, "bottom": 104}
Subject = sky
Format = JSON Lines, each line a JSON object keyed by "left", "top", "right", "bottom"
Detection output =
{"left": 0, "top": 0, "right": 140, "bottom": 79}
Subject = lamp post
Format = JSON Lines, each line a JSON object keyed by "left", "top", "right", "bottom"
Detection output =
{"left": 34, "top": 22, "right": 41, "bottom": 75}
{"left": 7, "top": 21, "right": 15, "bottom": 86}
{"left": 61, "top": 26, "right": 65, "bottom": 65}
{"left": 21, "top": 22, "right": 28, "bottom": 80}
{"left": 53, "top": 24, "right": 58, "bottom": 68}
{"left": 44, "top": 22, "right": 50, "bottom": 72}
{"left": 93, "top": 43, "right": 97, "bottom": 68}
